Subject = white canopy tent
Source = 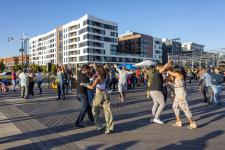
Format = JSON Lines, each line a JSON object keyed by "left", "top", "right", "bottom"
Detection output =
{"left": 134, "top": 60, "right": 156, "bottom": 67}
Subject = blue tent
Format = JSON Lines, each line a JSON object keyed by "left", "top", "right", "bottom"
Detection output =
{"left": 118, "top": 64, "right": 137, "bottom": 70}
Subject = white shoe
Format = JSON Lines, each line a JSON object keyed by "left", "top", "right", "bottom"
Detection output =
{"left": 105, "top": 129, "right": 113, "bottom": 134}
{"left": 153, "top": 118, "right": 164, "bottom": 124}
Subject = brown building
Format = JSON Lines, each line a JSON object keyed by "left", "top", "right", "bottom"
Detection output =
{"left": 118, "top": 31, "right": 153, "bottom": 58}
{"left": 0, "top": 55, "right": 29, "bottom": 70}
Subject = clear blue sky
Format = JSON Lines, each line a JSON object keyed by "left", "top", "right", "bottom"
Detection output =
{"left": 0, "top": 0, "right": 224, "bottom": 57}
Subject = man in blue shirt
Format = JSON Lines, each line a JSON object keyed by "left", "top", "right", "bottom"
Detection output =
{"left": 201, "top": 67, "right": 213, "bottom": 103}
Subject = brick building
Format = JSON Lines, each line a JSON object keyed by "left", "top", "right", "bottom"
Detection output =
{"left": 0, "top": 55, "right": 29, "bottom": 70}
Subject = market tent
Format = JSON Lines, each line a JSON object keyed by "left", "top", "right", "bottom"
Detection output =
{"left": 134, "top": 60, "right": 156, "bottom": 67}
{"left": 118, "top": 64, "right": 137, "bottom": 70}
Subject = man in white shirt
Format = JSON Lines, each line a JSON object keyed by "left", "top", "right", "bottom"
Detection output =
{"left": 19, "top": 68, "right": 29, "bottom": 99}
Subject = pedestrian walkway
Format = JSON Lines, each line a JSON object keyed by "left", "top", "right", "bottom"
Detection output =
{"left": 0, "top": 82, "right": 225, "bottom": 150}
{"left": 0, "top": 112, "right": 36, "bottom": 149}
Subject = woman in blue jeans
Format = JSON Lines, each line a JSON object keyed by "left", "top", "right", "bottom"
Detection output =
{"left": 211, "top": 68, "right": 223, "bottom": 105}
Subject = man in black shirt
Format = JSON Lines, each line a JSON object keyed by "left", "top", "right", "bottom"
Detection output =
{"left": 75, "top": 64, "right": 94, "bottom": 128}
{"left": 150, "top": 60, "right": 172, "bottom": 124}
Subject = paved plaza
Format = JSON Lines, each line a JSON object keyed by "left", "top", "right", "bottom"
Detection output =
{"left": 0, "top": 82, "right": 225, "bottom": 150}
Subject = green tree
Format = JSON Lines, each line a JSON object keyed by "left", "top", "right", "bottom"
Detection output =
{"left": 51, "top": 64, "right": 57, "bottom": 75}
{"left": 41, "top": 65, "right": 47, "bottom": 74}
{"left": 0, "top": 61, "right": 5, "bottom": 72}
{"left": 13, "top": 64, "right": 22, "bottom": 71}
{"left": 29, "top": 64, "right": 39, "bottom": 72}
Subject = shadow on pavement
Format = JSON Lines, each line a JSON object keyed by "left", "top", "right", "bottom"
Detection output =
{"left": 105, "top": 140, "right": 138, "bottom": 150}
{"left": 3, "top": 116, "right": 149, "bottom": 150}
{"left": 157, "top": 130, "right": 224, "bottom": 150}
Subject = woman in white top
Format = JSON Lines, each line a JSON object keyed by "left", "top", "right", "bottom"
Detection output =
{"left": 81, "top": 65, "right": 114, "bottom": 134}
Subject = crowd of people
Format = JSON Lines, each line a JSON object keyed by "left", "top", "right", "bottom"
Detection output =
{"left": 0, "top": 60, "right": 224, "bottom": 134}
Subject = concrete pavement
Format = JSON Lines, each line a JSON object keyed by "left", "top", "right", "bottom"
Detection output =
{"left": 0, "top": 82, "right": 225, "bottom": 150}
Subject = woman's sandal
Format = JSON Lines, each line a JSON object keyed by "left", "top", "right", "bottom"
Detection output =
{"left": 187, "top": 122, "right": 197, "bottom": 129}
{"left": 172, "top": 121, "right": 182, "bottom": 127}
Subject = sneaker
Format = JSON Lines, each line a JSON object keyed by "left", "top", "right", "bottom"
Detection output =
{"left": 56, "top": 97, "right": 61, "bottom": 100}
{"left": 105, "top": 129, "right": 113, "bottom": 134}
{"left": 153, "top": 118, "right": 164, "bottom": 124}
{"left": 97, "top": 125, "right": 105, "bottom": 131}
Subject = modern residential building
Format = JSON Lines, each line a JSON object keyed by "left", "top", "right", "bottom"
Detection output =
{"left": 29, "top": 29, "right": 57, "bottom": 65}
{"left": 153, "top": 37, "right": 162, "bottom": 62}
{"left": 182, "top": 42, "right": 204, "bottom": 55}
{"left": 29, "top": 14, "right": 119, "bottom": 66}
{"left": 0, "top": 55, "right": 29, "bottom": 70}
{"left": 29, "top": 17, "right": 161, "bottom": 67}
{"left": 29, "top": 15, "right": 151, "bottom": 67}
{"left": 162, "top": 38, "right": 182, "bottom": 64}
{"left": 118, "top": 31, "right": 161, "bottom": 62}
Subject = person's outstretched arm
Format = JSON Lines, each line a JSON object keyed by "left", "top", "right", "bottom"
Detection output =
{"left": 114, "top": 64, "right": 121, "bottom": 73}
{"left": 81, "top": 77, "right": 99, "bottom": 90}
{"left": 159, "top": 60, "right": 173, "bottom": 73}
{"left": 167, "top": 70, "right": 179, "bottom": 78}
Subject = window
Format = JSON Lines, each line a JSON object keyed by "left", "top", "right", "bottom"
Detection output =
{"left": 83, "top": 20, "right": 88, "bottom": 26}
{"left": 110, "top": 32, "right": 118, "bottom": 37}
{"left": 79, "top": 56, "right": 88, "bottom": 61}
{"left": 154, "top": 40, "right": 161, "bottom": 45}
{"left": 155, "top": 50, "right": 162, "bottom": 54}
{"left": 79, "top": 28, "right": 87, "bottom": 35}
{"left": 59, "top": 31, "right": 63, "bottom": 40}
{"left": 79, "top": 41, "right": 104, "bottom": 48}
{"left": 84, "top": 19, "right": 117, "bottom": 31}
{"left": 83, "top": 48, "right": 105, "bottom": 54}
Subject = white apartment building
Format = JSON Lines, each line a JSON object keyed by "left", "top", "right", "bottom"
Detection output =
{"left": 29, "top": 14, "right": 118, "bottom": 66}
{"left": 153, "top": 37, "right": 162, "bottom": 62}
{"left": 61, "top": 15, "right": 118, "bottom": 65}
{"left": 29, "top": 29, "right": 57, "bottom": 65}
{"left": 29, "top": 14, "right": 161, "bottom": 66}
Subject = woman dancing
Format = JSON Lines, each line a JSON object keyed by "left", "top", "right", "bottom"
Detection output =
{"left": 167, "top": 66, "right": 197, "bottom": 129}
{"left": 81, "top": 65, "right": 114, "bottom": 134}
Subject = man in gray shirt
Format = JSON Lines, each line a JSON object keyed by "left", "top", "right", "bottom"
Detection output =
{"left": 114, "top": 64, "right": 129, "bottom": 101}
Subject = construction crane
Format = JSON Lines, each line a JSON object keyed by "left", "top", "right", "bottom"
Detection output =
{"left": 7, "top": 33, "right": 29, "bottom": 69}
{"left": 8, "top": 33, "right": 29, "bottom": 55}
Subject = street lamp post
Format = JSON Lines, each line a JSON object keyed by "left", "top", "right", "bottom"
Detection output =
{"left": 19, "top": 41, "right": 25, "bottom": 69}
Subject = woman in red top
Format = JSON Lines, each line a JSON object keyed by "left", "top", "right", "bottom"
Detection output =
{"left": 11, "top": 69, "right": 17, "bottom": 92}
